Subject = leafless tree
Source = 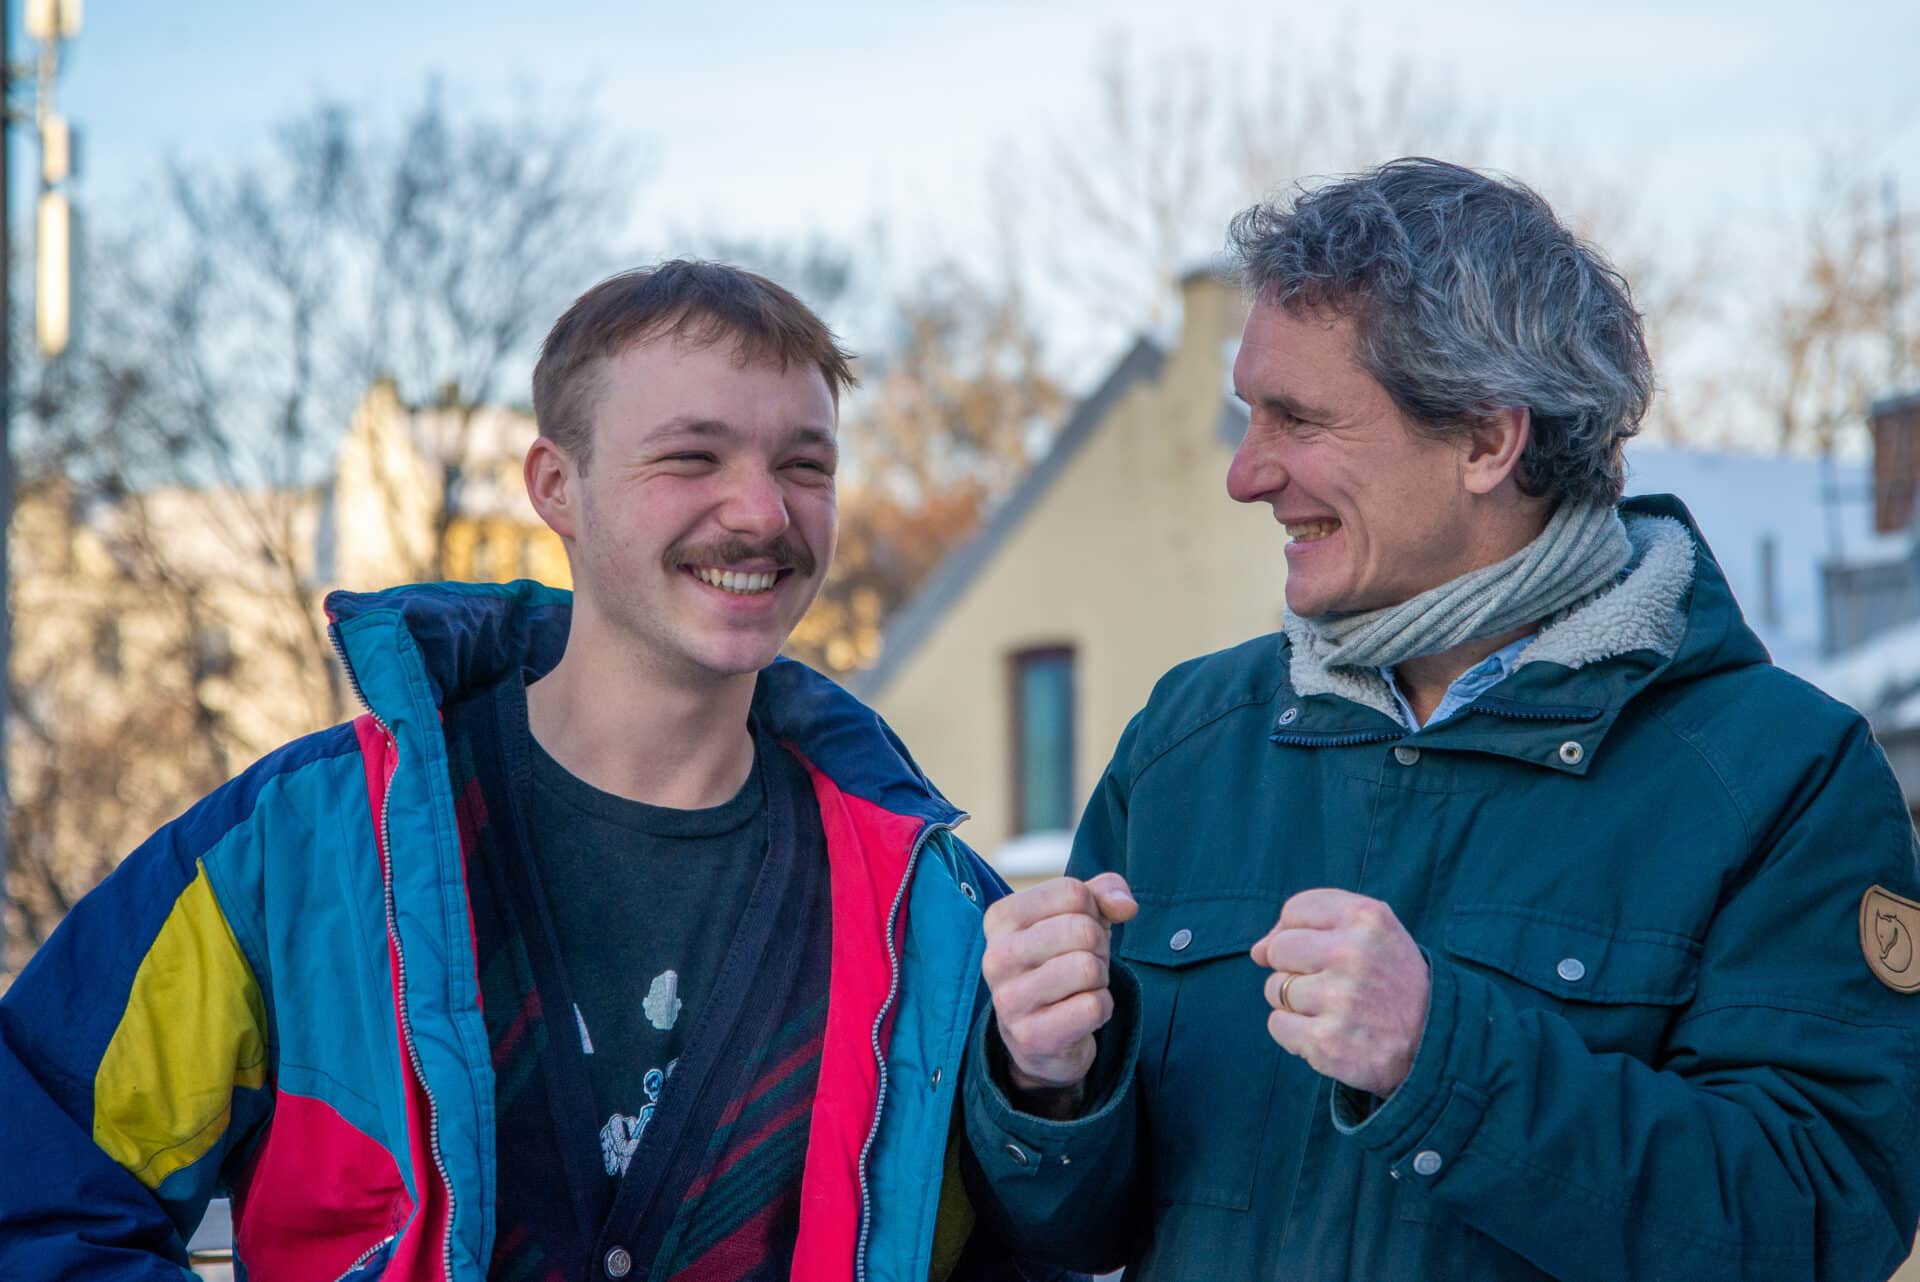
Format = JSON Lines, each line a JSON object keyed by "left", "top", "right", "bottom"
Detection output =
{"left": 999, "top": 31, "right": 1726, "bottom": 445}
{"left": 996, "top": 33, "right": 1496, "bottom": 366}
{"left": 1748, "top": 157, "right": 1919, "bottom": 454}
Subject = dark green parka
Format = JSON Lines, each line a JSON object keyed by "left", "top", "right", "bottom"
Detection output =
{"left": 963, "top": 496, "right": 1920, "bottom": 1281}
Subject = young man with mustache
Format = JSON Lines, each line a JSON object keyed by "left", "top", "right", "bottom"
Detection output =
{"left": 962, "top": 160, "right": 1920, "bottom": 1281}
{"left": 1, "top": 262, "right": 1045, "bottom": 1282}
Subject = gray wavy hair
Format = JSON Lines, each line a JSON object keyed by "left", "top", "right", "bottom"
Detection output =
{"left": 1227, "top": 158, "right": 1653, "bottom": 506}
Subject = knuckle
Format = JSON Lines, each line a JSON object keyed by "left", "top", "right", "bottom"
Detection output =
{"left": 981, "top": 954, "right": 1012, "bottom": 988}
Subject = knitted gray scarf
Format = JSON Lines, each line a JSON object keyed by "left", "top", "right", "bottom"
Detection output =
{"left": 1290, "top": 500, "right": 1631, "bottom": 670}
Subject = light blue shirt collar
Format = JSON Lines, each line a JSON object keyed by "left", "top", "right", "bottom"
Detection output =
{"left": 1382, "top": 633, "right": 1534, "bottom": 731}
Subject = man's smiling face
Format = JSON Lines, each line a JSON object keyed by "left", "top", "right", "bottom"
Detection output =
{"left": 1227, "top": 301, "right": 1481, "bottom": 619}
{"left": 565, "top": 330, "right": 839, "bottom": 683}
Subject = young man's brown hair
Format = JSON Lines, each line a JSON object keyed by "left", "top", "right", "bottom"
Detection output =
{"left": 532, "top": 259, "right": 857, "bottom": 469}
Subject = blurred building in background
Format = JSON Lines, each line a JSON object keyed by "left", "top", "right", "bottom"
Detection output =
{"left": 1809, "top": 390, "right": 1920, "bottom": 817}
{"left": 324, "top": 379, "right": 568, "bottom": 592}
{"left": 9, "top": 479, "right": 333, "bottom": 936}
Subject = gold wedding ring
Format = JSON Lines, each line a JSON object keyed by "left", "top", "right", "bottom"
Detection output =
{"left": 1278, "top": 971, "right": 1301, "bottom": 1014}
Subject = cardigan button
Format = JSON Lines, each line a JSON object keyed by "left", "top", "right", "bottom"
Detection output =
{"left": 605, "top": 1246, "right": 633, "bottom": 1278}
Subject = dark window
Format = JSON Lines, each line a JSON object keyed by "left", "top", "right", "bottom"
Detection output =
{"left": 192, "top": 626, "right": 234, "bottom": 681}
{"left": 93, "top": 618, "right": 122, "bottom": 678}
{"left": 1012, "top": 647, "right": 1076, "bottom": 833}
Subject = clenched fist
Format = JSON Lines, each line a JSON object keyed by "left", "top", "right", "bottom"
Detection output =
{"left": 981, "top": 873, "right": 1139, "bottom": 1110}
{"left": 1251, "top": 888, "right": 1430, "bottom": 1098}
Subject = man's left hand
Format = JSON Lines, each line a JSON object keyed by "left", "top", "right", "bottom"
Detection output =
{"left": 1251, "top": 889, "right": 1431, "bottom": 1097}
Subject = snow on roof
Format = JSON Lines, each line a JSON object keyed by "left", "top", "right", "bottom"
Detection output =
{"left": 1624, "top": 443, "right": 1868, "bottom": 678}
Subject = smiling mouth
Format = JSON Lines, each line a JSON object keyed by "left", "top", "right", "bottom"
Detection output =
{"left": 685, "top": 566, "right": 789, "bottom": 596}
{"left": 1283, "top": 519, "right": 1341, "bottom": 543}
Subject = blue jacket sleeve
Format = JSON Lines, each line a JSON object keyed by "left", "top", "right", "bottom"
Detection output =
{"left": 0, "top": 757, "right": 288, "bottom": 1277}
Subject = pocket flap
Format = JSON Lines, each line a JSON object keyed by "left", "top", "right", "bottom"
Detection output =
{"left": 1115, "top": 895, "right": 1280, "bottom": 967}
{"left": 1445, "top": 904, "right": 1700, "bottom": 1005}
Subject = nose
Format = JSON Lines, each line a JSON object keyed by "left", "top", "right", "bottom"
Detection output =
{"left": 717, "top": 463, "right": 791, "bottom": 539}
{"left": 1225, "top": 427, "right": 1285, "bottom": 506}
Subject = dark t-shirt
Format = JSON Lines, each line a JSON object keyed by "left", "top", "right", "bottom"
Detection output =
{"left": 524, "top": 731, "right": 782, "bottom": 1189}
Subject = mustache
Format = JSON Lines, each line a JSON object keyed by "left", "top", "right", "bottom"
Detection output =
{"left": 668, "top": 536, "right": 817, "bottom": 578}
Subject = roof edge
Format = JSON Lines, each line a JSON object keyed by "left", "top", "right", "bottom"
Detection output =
{"left": 1870, "top": 388, "right": 1920, "bottom": 419}
{"left": 850, "top": 335, "right": 1169, "bottom": 701}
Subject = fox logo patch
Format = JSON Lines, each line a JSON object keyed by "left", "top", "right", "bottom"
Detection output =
{"left": 1861, "top": 886, "right": 1920, "bottom": 993}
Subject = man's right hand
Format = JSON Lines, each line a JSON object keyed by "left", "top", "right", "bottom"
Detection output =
{"left": 981, "top": 873, "right": 1139, "bottom": 1105}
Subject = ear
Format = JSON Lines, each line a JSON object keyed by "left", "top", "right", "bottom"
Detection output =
{"left": 1460, "top": 406, "right": 1532, "bottom": 497}
{"left": 524, "top": 436, "right": 580, "bottom": 542}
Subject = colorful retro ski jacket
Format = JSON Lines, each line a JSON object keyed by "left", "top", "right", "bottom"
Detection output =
{"left": 0, "top": 581, "right": 1015, "bottom": 1282}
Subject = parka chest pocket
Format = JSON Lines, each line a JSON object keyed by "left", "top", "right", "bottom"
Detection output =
{"left": 1444, "top": 904, "right": 1702, "bottom": 1061}
{"left": 1115, "top": 895, "right": 1287, "bottom": 1211}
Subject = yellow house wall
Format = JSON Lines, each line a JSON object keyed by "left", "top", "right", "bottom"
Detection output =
{"left": 870, "top": 276, "right": 1287, "bottom": 868}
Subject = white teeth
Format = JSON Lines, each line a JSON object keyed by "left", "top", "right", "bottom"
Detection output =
{"left": 691, "top": 566, "right": 779, "bottom": 594}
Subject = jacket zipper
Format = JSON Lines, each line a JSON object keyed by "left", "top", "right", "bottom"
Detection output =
{"left": 1472, "top": 704, "right": 1594, "bottom": 722}
{"left": 334, "top": 1231, "right": 399, "bottom": 1281}
{"left": 852, "top": 819, "right": 953, "bottom": 1282}
{"left": 1271, "top": 729, "right": 1398, "bottom": 748}
{"left": 329, "top": 624, "right": 459, "bottom": 1282}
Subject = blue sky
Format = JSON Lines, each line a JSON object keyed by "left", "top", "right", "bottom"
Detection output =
{"left": 40, "top": 1, "right": 1920, "bottom": 235}
{"left": 14, "top": 0, "right": 1920, "bottom": 406}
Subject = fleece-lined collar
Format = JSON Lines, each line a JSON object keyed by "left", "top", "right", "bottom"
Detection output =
{"left": 1285, "top": 512, "right": 1695, "bottom": 726}
{"left": 1269, "top": 493, "right": 1781, "bottom": 774}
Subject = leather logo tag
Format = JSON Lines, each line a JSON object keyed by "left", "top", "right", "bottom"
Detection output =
{"left": 1861, "top": 885, "right": 1920, "bottom": 993}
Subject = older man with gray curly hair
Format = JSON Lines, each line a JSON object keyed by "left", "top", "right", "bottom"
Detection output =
{"left": 960, "top": 158, "right": 1920, "bottom": 1280}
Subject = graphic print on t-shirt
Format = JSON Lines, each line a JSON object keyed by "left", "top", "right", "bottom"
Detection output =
{"left": 644, "top": 969, "right": 683, "bottom": 1031}
{"left": 600, "top": 1056, "right": 676, "bottom": 1177}
{"left": 595, "top": 967, "right": 685, "bottom": 1177}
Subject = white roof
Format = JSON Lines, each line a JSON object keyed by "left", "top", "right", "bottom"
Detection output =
{"left": 1624, "top": 443, "right": 1869, "bottom": 678}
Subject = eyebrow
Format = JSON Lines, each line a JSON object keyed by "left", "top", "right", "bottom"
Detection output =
{"left": 647, "top": 416, "right": 837, "bottom": 452}
{"left": 1233, "top": 388, "right": 1331, "bottom": 422}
